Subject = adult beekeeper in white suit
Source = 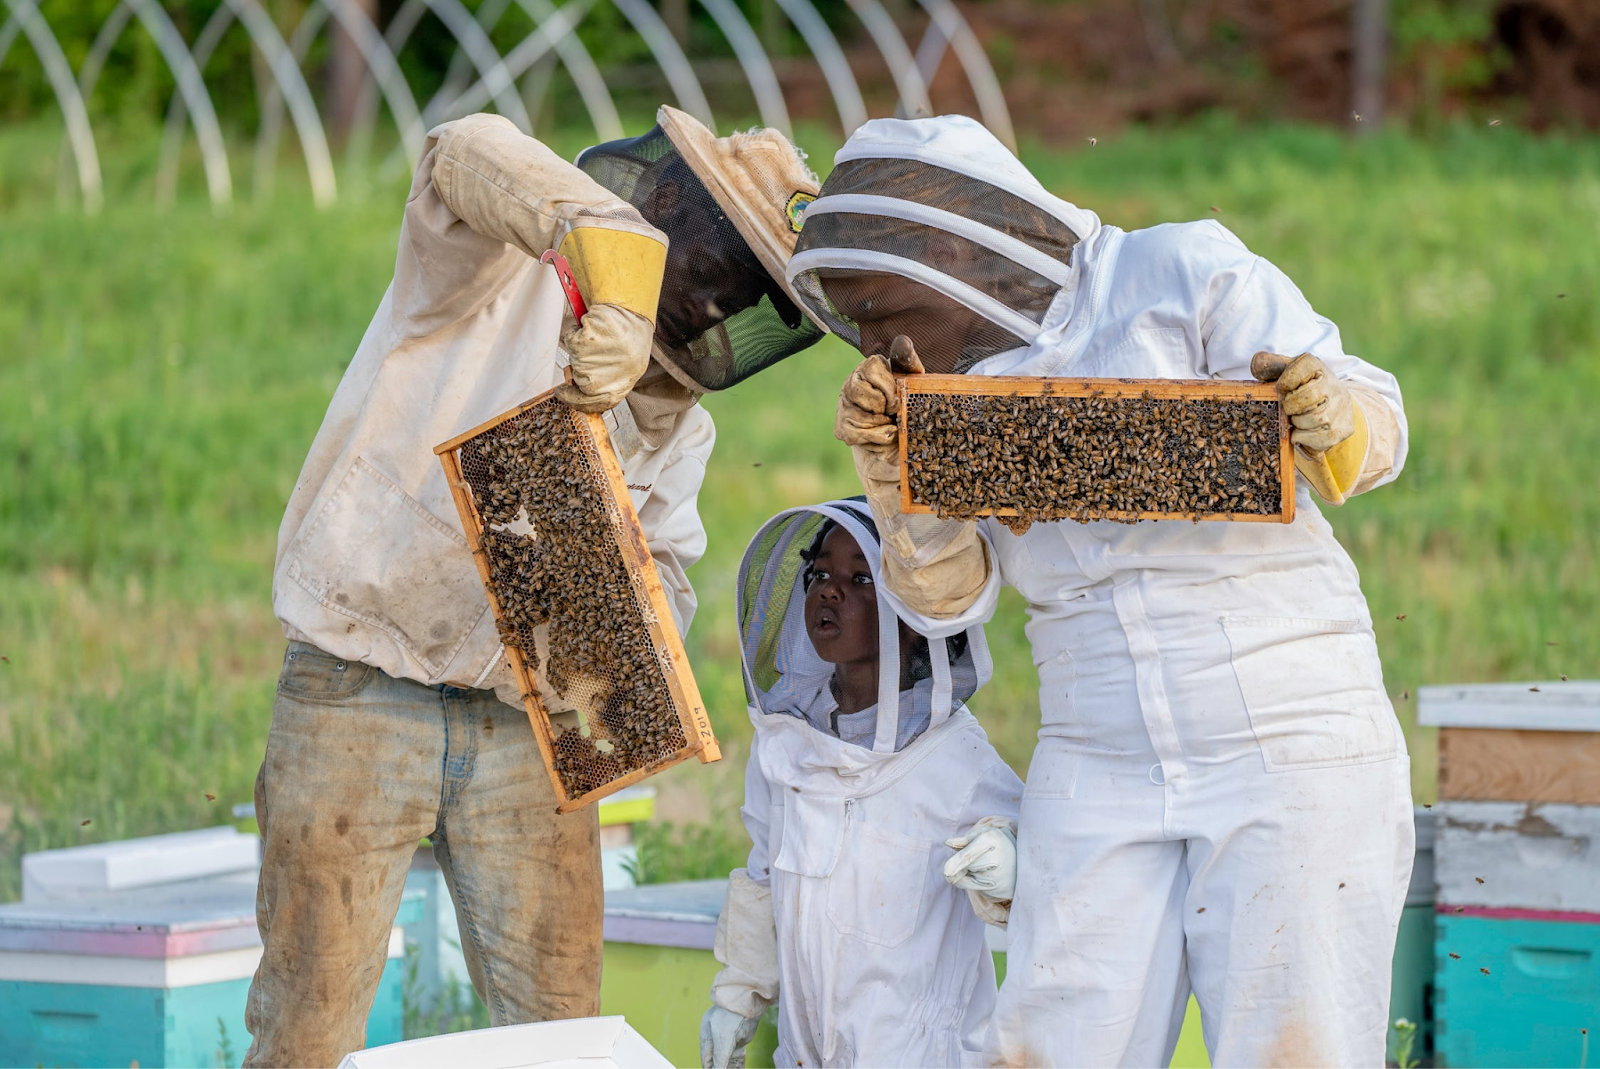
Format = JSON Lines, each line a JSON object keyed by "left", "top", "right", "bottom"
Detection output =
{"left": 249, "top": 109, "right": 825, "bottom": 1067}
{"left": 701, "top": 500, "right": 1022, "bottom": 1068}
{"left": 785, "top": 116, "right": 1414, "bottom": 1068}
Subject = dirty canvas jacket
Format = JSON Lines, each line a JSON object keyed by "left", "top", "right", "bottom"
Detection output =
{"left": 272, "top": 115, "right": 714, "bottom": 709}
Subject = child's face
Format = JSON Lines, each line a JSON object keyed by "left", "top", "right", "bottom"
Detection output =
{"left": 803, "top": 526, "right": 879, "bottom": 666}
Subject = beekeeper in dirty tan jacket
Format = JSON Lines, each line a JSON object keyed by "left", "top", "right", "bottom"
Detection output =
{"left": 245, "top": 108, "right": 825, "bottom": 1068}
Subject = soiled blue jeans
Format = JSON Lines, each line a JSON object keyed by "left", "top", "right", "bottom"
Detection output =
{"left": 243, "top": 641, "right": 601, "bottom": 1067}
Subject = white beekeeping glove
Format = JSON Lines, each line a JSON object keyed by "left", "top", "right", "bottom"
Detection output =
{"left": 700, "top": 1005, "right": 762, "bottom": 1069}
{"left": 945, "top": 816, "right": 1018, "bottom": 926}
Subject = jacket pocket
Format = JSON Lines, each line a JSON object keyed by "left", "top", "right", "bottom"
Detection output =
{"left": 1029, "top": 648, "right": 1080, "bottom": 756}
{"left": 1221, "top": 615, "right": 1399, "bottom": 772}
{"left": 284, "top": 457, "right": 486, "bottom": 679}
{"left": 277, "top": 644, "right": 378, "bottom": 704}
{"left": 825, "top": 817, "right": 932, "bottom": 948}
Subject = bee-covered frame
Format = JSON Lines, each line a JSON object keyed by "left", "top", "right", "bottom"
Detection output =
{"left": 896, "top": 374, "right": 1296, "bottom": 524}
{"left": 434, "top": 384, "right": 720, "bottom": 812}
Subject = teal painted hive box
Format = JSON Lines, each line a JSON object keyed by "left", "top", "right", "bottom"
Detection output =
{"left": 0, "top": 872, "right": 417, "bottom": 1068}
{"left": 1434, "top": 911, "right": 1600, "bottom": 1068}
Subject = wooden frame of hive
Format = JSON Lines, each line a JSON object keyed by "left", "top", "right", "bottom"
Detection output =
{"left": 897, "top": 374, "right": 1297, "bottom": 524}
{"left": 435, "top": 384, "right": 720, "bottom": 812}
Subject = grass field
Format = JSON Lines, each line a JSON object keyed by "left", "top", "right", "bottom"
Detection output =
{"left": 2, "top": 116, "right": 1598, "bottom": 898}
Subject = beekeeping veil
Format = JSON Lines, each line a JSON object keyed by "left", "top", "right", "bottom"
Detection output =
{"left": 737, "top": 499, "right": 990, "bottom": 754}
{"left": 577, "top": 106, "right": 827, "bottom": 392}
{"left": 787, "top": 115, "right": 1099, "bottom": 374}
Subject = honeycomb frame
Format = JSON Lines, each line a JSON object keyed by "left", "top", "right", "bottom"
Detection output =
{"left": 897, "top": 374, "right": 1296, "bottom": 525}
{"left": 435, "top": 385, "right": 720, "bottom": 812}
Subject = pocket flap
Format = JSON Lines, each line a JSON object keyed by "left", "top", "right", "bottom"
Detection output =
{"left": 772, "top": 792, "right": 847, "bottom": 878}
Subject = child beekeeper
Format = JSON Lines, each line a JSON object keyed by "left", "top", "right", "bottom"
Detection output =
{"left": 700, "top": 499, "right": 1023, "bottom": 1069}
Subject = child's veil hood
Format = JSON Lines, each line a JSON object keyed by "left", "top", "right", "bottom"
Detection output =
{"left": 736, "top": 498, "right": 991, "bottom": 753}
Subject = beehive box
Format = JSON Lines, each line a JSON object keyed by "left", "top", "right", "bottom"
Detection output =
{"left": 1435, "top": 800, "right": 1600, "bottom": 915}
{"left": 435, "top": 388, "right": 719, "bottom": 811}
{"left": 1422, "top": 682, "right": 1600, "bottom": 806}
{"left": 897, "top": 375, "right": 1295, "bottom": 525}
{"left": 1433, "top": 912, "right": 1600, "bottom": 1068}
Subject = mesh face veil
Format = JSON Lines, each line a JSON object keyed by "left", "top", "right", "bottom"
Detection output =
{"left": 787, "top": 116, "right": 1095, "bottom": 374}
{"left": 577, "top": 108, "right": 826, "bottom": 391}
{"left": 737, "top": 499, "right": 990, "bottom": 754}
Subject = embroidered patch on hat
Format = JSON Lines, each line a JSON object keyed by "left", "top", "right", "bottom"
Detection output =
{"left": 786, "top": 191, "right": 815, "bottom": 233}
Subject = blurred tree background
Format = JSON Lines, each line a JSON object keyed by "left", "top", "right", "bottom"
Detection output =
{"left": 2, "top": 1, "right": 1599, "bottom": 140}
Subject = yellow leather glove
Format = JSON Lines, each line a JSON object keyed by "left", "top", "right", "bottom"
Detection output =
{"left": 836, "top": 336, "right": 923, "bottom": 455}
{"left": 1253, "top": 351, "right": 1371, "bottom": 505}
{"left": 1275, "top": 353, "right": 1354, "bottom": 451}
{"left": 836, "top": 337, "right": 990, "bottom": 620}
{"left": 553, "top": 224, "right": 668, "bottom": 413}
{"left": 556, "top": 303, "right": 656, "bottom": 413}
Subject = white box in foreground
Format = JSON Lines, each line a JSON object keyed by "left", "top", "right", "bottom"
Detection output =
{"left": 339, "top": 1016, "right": 672, "bottom": 1069}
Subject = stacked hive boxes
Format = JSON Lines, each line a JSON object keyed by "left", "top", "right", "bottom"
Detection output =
{"left": 1421, "top": 681, "right": 1600, "bottom": 1067}
{"left": 0, "top": 828, "right": 412, "bottom": 1068}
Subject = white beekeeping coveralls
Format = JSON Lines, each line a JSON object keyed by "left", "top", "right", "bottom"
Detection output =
{"left": 788, "top": 117, "right": 1415, "bottom": 1068}
{"left": 708, "top": 500, "right": 1021, "bottom": 1068}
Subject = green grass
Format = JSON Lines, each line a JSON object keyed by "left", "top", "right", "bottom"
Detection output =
{"left": 2, "top": 116, "right": 1598, "bottom": 898}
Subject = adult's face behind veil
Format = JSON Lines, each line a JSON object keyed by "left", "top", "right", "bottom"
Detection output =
{"left": 817, "top": 268, "right": 1024, "bottom": 374}
{"left": 641, "top": 164, "right": 804, "bottom": 352}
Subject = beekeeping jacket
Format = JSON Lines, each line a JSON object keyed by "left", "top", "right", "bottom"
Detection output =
{"left": 787, "top": 118, "right": 1415, "bottom": 1068}
{"left": 710, "top": 501, "right": 1022, "bottom": 1069}
{"left": 272, "top": 114, "right": 713, "bottom": 710}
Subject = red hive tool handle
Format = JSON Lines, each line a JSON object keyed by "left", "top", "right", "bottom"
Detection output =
{"left": 540, "top": 250, "right": 588, "bottom": 324}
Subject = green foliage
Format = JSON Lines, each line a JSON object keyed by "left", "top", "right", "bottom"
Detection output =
{"left": 1, "top": 117, "right": 1597, "bottom": 900}
{"left": 216, "top": 1017, "right": 236, "bottom": 1069}
{"left": 401, "top": 939, "right": 490, "bottom": 1039}
{"left": 0, "top": 0, "right": 264, "bottom": 126}
{"left": 1390, "top": 1016, "right": 1419, "bottom": 1069}
{"left": 627, "top": 819, "right": 752, "bottom": 885}
{"left": 1392, "top": 0, "right": 1507, "bottom": 125}
{"left": 0, "top": 0, "right": 843, "bottom": 131}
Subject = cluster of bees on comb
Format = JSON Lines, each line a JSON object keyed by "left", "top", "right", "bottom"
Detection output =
{"left": 459, "top": 398, "right": 685, "bottom": 798}
{"left": 905, "top": 392, "right": 1282, "bottom": 530}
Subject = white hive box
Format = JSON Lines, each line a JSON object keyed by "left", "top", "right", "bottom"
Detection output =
{"left": 338, "top": 1016, "right": 672, "bottom": 1069}
{"left": 1434, "top": 800, "right": 1600, "bottom": 914}
{"left": 22, "top": 826, "right": 259, "bottom": 902}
